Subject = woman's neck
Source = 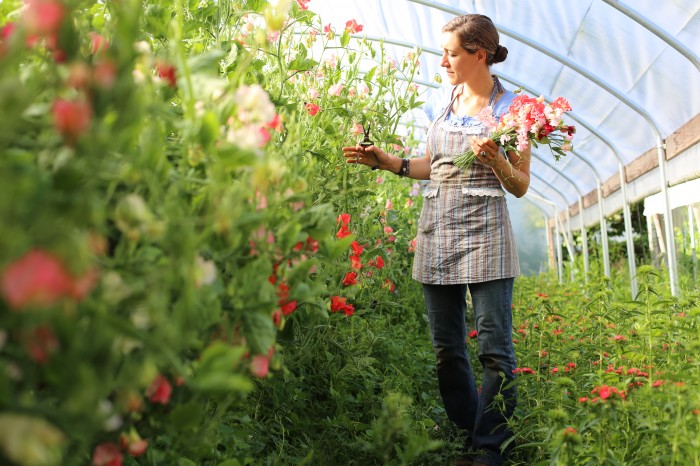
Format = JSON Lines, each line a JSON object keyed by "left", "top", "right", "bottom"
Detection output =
{"left": 453, "top": 73, "right": 495, "bottom": 116}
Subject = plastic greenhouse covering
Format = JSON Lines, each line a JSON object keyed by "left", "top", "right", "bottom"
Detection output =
{"left": 309, "top": 0, "right": 700, "bottom": 296}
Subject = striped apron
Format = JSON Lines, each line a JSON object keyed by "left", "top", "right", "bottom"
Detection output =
{"left": 412, "top": 85, "right": 520, "bottom": 284}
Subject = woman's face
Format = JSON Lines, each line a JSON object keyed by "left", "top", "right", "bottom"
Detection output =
{"left": 439, "top": 31, "right": 484, "bottom": 85}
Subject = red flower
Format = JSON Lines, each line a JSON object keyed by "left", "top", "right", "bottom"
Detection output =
{"left": 305, "top": 236, "right": 319, "bottom": 253}
{"left": 512, "top": 367, "right": 535, "bottom": 375}
{"left": 330, "top": 295, "right": 354, "bottom": 316}
{"left": 468, "top": 330, "right": 478, "bottom": 339}
{"left": 349, "top": 254, "right": 362, "bottom": 270}
{"left": 336, "top": 225, "right": 351, "bottom": 239}
{"left": 343, "top": 272, "right": 357, "bottom": 286}
{"left": 323, "top": 23, "right": 332, "bottom": 33}
{"left": 350, "top": 240, "right": 363, "bottom": 255}
{"left": 345, "top": 19, "right": 363, "bottom": 34}
{"left": 271, "top": 309, "right": 282, "bottom": 327}
{"left": 383, "top": 278, "right": 395, "bottom": 292}
{"left": 92, "top": 442, "right": 123, "bottom": 466}
{"left": 305, "top": 102, "right": 320, "bottom": 116}
{"left": 296, "top": 0, "right": 310, "bottom": 10}
{"left": 337, "top": 213, "right": 351, "bottom": 225}
{"left": 23, "top": 325, "right": 60, "bottom": 364}
{"left": 146, "top": 375, "right": 172, "bottom": 405}
{"left": 280, "top": 300, "right": 297, "bottom": 316}
{"left": 52, "top": 98, "right": 92, "bottom": 144}
{"left": 372, "top": 255, "right": 384, "bottom": 269}
{"left": 154, "top": 59, "right": 177, "bottom": 87}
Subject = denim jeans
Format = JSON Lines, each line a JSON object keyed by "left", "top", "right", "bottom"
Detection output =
{"left": 422, "top": 279, "right": 516, "bottom": 464}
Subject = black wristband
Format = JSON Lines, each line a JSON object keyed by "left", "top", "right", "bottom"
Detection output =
{"left": 398, "top": 158, "right": 410, "bottom": 177}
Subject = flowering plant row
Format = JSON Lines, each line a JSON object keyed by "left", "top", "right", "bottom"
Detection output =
{"left": 0, "top": 0, "right": 428, "bottom": 464}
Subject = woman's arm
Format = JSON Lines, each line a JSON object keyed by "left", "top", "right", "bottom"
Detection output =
{"left": 470, "top": 137, "right": 531, "bottom": 197}
{"left": 341, "top": 144, "right": 431, "bottom": 180}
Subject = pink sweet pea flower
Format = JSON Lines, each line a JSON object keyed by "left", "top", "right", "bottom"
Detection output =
{"left": 2, "top": 249, "right": 72, "bottom": 310}
{"left": 251, "top": 354, "right": 270, "bottom": 378}
{"left": 328, "top": 83, "right": 344, "bottom": 96}
{"left": 296, "top": 0, "right": 310, "bottom": 9}
{"left": 23, "top": 0, "right": 65, "bottom": 37}
{"left": 345, "top": 19, "right": 363, "bottom": 34}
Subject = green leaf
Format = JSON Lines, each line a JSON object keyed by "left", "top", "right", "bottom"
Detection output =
{"left": 169, "top": 401, "right": 204, "bottom": 430}
{"left": 242, "top": 311, "right": 276, "bottom": 354}
{"left": 187, "top": 50, "right": 227, "bottom": 74}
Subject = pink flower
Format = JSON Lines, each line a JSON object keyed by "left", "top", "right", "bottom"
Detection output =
{"left": 350, "top": 123, "right": 364, "bottom": 138}
{"left": 146, "top": 375, "right": 172, "bottom": 405}
{"left": 305, "top": 102, "right": 320, "bottom": 116}
{"left": 296, "top": 0, "right": 310, "bottom": 10}
{"left": 345, "top": 19, "right": 363, "bottom": 34}
{"left": 469, "top": 330, "right": 478, "bottom": 339}
{"left": 323, "top": 23, "right": 332, "bottom": 33}
{"left": 119, "top": 431, "right": 149, "bottom": 457}
{"left": 92, "top": 442, "right": 123, "bottom": 466}
{"left": 328, "top": 83, "right": 344, "bottom": 96}
{"left": 1, "top": 249, "right": 96, "bottom": 310}
{"left": 23, "top": 0, "right": 65, "bottom": 37}
{"left": 251, "top": 354, "right": 270, "bottom": 378}
{"left": 53, "top": 98, "right": 92, "bottom": 144}
{"left": 88, "top": 31, "right": 109, "bottom": 56}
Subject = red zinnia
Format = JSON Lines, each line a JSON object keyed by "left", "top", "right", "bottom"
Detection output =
{"left": 343, "top": 272, "right": 357, "bottom": 286}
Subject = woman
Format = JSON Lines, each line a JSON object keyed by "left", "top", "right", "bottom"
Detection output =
{"left": 342, "top": 14, "right": 530, "bottom": 466}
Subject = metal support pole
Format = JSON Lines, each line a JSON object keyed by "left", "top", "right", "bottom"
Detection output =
{"left": 619, "top": 163, "right": 638, "bottom": 297}
{"left": 597, "top": 180, "right": 611, "bottom": 278}
{"left": 690, "top": 204, "right": 697, "bottom": 284}
{"left": 656, "top": 139, "right": 679, "bottom": 296}
{"left": 578, "top": 196, "right": 590, "bottom": 280}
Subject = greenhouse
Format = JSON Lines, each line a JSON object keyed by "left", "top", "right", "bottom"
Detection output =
{"left": 0, "top": 0, "right": 698, "bottom": 465}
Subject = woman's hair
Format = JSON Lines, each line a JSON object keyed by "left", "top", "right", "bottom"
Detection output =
{"left": 442, "top": 14, "right": 508, "bottom": 65}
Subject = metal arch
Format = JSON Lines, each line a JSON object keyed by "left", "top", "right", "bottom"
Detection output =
{"left": 531, "top": 153, "right": 590, "bottom": 281}
{"left": 600, "top": 0, "right": 700, "bottom": 71}
{"left": 402, "top": 0, "right": 679, "bottom": 296}
{"left": 530, "top": 173, "right": 577, "bottom": 282}
{"left": 527, "top": 189, "right": 564, "bottom": 282}
{"left": 567, "top": 151, "right": 611, "bottom": 278}
{"left": 521, "top": 196, "right": 554, "bottom": 274}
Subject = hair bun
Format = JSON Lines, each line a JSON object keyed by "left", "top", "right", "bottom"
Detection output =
{"left": 493, "top": 45, "right": 508, "bottom": 64}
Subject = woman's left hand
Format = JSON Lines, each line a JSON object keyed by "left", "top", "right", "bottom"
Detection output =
{"left": 471, "top": 136, "right": 501, "bottom": 168}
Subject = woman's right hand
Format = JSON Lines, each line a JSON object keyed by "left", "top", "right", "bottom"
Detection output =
{"left": 342, "top": 144, "right": 388, "bottom": 170}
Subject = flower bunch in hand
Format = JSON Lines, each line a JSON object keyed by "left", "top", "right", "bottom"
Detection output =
{"left": 454, "top": 93, "right": 575, "bottom": 170}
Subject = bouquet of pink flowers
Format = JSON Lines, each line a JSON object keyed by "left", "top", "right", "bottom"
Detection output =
{"left": 454, "top": 93, "right": 576, "bottom": 170}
